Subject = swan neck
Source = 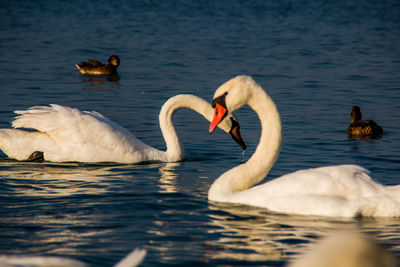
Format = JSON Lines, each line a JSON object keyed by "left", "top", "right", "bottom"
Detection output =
{"left": 247, "top": 87, "right": 282, "bottom": 178}
{"left": 210, "top": 84, "right": 281, "bottom": 196}
{"left": 159, "top": 94, "right": 214, "bottom": 162}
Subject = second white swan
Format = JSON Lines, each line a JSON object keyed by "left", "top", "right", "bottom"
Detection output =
{"left": 0, "top": 94, "right": 245, "bottom": 163}
{"left": 208, "top": 75, "right": 400, "bottom": 217}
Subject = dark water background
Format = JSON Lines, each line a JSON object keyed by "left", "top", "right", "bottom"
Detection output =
{"left": 0, "top": 0, "right": 400, "bottom": 266}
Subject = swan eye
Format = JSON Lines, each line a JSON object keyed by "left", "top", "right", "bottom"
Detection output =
{"left": 212, "top": 92, "right": 228, "bottom": 109}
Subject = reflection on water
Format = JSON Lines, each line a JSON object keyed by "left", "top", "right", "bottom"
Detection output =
{"left": 158, "top": 162, "right": 181, "bottom": 193}
{"left": 78, "top": 74, "right": 120, "bottom": 92}
{"left": 0, "top": 160, "right": 123, "bottom": 197}
{"left": 206, "top": 203, "right": 400, "bottom": 263}
{"left": 80, "top": 74, "right": 120, "bottom": 84}
{"left": 0, "top": 161, "right": 127, "bottom": 256}
{"left": 0, "top": 160, "right": 194, "bottom": 260}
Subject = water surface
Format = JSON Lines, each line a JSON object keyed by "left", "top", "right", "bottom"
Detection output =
{"left": 1, "top": 0, "right": 399, "bottom": 266}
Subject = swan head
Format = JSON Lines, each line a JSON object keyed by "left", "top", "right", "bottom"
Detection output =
{"left": 209, "top": 75, "right": 255, "bottom": 134}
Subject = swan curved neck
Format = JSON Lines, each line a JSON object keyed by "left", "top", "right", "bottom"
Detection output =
{"left": 158, "top": 94, "right": 215, "bottom": 162}
{"left": 209, "top": 83, "right": 282, "bottom": 198}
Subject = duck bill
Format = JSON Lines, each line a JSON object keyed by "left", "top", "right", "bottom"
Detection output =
{"left": 229, "top": 118, "right": 247, "bottom": 150}
{"left": 209, "top": 103, "right": 227, "bottom": 133}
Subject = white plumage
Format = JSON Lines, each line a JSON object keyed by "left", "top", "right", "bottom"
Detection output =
{"left": 0, "top": 95, "right": 238, "bottom": 163}
{"left": 208, "top": 76, "right": 400, "bottom": 217}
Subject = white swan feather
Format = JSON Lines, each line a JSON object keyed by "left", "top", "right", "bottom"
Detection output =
{"left": 0, "top": 95, "right": 241, "bottom": 163}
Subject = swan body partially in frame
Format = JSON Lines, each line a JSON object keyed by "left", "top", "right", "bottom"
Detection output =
{"left": 0, "top": 94, "right": 244, "bottom": 163}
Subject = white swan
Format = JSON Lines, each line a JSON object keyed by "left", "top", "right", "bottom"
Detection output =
{"left": 0, "top": 247, "right": 147, "bottom": 267}
{"left": 0, "top": 94, "right": 245, "bottom": 163}
{"left": 208, "top": 75, "right": 400, "bottom": 217}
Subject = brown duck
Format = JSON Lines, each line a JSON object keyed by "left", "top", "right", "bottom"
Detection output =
{"left": 346, "top": 106, "right": 383, "bottom": 138}
{"left": 75, "top": 55, "right": 120, "bottom": 76}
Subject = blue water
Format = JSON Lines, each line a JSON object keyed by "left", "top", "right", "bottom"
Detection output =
{"left": 1, "top": 0, "right": 400, "bottom": 266}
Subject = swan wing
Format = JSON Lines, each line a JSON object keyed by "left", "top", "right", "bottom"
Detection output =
{"left": 260, "top": 165, "right": 380, "bottom": 197}
{"left": 237, "top": 165, "right": 400, "bottom": 217}
{"left": 12, "top": 105, "right": 137, "bottom": 146}
{"left": 9, "top": 105, "right": 152, "bottom": 162}
{"left": 0, "top": 255, "right": 86, "bottom": 267}
{"left": 114, "top": 248, "right": 147, "bottom": 267}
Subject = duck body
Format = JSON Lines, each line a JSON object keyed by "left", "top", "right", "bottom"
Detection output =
{"left": 346, "top": 106, "right": 383, "bottom": 138}
{"left": 208, "top": 76, "right": 400, "bottom": 217}
{"left": 75, "top": 55, "right": 120, "bottom": 76}
{"left": 346, "top": 121, "right": 383, "bottom": 138}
